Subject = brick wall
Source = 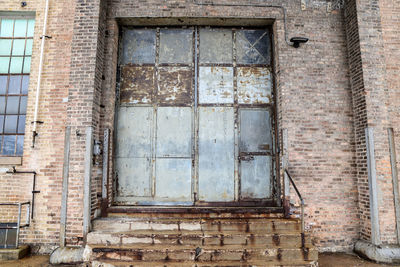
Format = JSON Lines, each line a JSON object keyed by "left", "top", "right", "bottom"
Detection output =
{"left": 100, "top": 0, "right": 358, "bottom": 251}
{"left": 0, "top": 0, "right": 75, "bottom": 253}
{"left": 380, "top": 0, "right": 400, "bottom": 243}
{"left": 345, "top": 0, "right": 397, "bottom": 244}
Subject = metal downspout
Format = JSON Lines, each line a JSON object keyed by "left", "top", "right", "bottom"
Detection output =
{"left": 32, "top": 0, "right": 50, "bottom": 147}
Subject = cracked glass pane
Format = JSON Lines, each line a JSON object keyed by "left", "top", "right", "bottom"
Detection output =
{"left": 236, "top": 29, "right": 271, "bottom": 64}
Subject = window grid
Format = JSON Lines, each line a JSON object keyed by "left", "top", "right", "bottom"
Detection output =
{"left": 0, "top": 17, "right": 34, "bottom": 156}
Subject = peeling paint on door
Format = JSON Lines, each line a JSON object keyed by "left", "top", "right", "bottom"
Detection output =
{"left": 115, "top": 27, "right": 276, "bottom": 206}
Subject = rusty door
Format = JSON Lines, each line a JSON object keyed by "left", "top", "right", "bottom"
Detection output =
{"left": 115, "top": 27, "right": 276, "bottom": 206}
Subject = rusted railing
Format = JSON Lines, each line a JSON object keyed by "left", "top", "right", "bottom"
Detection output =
{"left": 284, "top": 169, "right": 305, "bottom": 235}
{"left": 0, "top": 202, "right": 30, "bottom": 248}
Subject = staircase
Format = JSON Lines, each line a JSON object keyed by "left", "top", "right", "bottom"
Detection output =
{"left": 86, "top": 212, "right": 318, "bottom": 266}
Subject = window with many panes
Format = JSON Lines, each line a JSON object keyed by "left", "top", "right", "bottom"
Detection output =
{"left": 0, "top": 16, "right": 34, "bottom": 156}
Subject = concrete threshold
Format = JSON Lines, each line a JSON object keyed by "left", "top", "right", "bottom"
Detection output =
{"left": 0, "top": 245, "right": 29, "bottom": 261}
{"left": 355, "top": 240, "right": 400, "bottom": 264}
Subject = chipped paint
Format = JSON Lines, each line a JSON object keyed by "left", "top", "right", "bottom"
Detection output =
{"left": 157, "top": 67, "right": 192, "bottom": 105}
{"left": 120, "top": 66, "right": 154, "bottom": 104}
{"left": 199, "top": 66, "right": 234, "bottom": 104}
{"left": 237, "top": 67, "right": 272, "bottom": 104}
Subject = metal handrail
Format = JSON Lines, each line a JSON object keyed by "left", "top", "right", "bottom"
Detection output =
{"left": 284, "top": 169, "right": 305, "bottom": 235}
{"left": 0, "top": 202, "right": 30, "bottom": 248}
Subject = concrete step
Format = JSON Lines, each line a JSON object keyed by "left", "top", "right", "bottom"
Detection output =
{"left": 92, "top": 259, "right": 318, "bottom": 267}
{"left": 89, "top": 246, "right": 318, "bottom": 263}
{"left": 87, "top": 231, "right": 312, "bottom": 248}
{"left": 92, "top": 218, "right": 301, "bottom": 234}
{"left": 88, "top": 217, "right": 317, "bottom": 266}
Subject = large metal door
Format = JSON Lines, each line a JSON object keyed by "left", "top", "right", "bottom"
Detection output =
{"left": 115, "top": 27, "right": 275, "bottom": 206}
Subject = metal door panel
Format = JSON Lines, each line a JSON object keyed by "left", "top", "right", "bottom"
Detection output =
{"left": 199, "top": 28, "right": 232, "bottom": 64}
{"left": 120, "top": 66, "right": 154, "bottom": 104}
{"left": 155, "top": 158, "right": 192, "bottom": 201}
{"left": 116, "top": 106, "right": 153, "bottom": 158}
{"left": 116, "top": 157, "right": 151, "bottom": 197}
{"left": 237, "top": 67, "right": 272, "bottom": 104}
{"left": 239, "top": 109, "right": 272, "bottom": 153}
{"left": 156, "top": 107, "right": 192, "bottom": 157}
{"left": 159, "top": 29, "right": 193, "bottom": 64}
{"left": 240, "top": 156, "right": 272, "bottom": 199}
{"left": 199, "top": 67, "right": 234, "bottom": 104}
{"left": 198, "top": 107, "right": 235, "bottom": 202}
{"left": 157, "top": 67, "right": 192, "bottom": 105}
{"left": 121, "top": 29, "right": 156, "bottom": 64}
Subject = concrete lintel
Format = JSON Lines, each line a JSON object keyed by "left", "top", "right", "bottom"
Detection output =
{"left": 355, "top": 240, "right": 400, "bottom": 264}
{"left": 0, "top": 245, "right": 29, "bottom": 261}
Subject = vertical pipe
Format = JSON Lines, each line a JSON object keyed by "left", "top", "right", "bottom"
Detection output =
{"left": 282, "top": 128, "right": 290, "bottom": 217}
{"left": 101, "top": 128, "right": 110, "bottom": 216}
{"left": 26, "top": 204, "right": 30, "bottom": 226}
{"left": 83, "top": 127, "right": 93, "bottom": 241}
{"left": 365, "top": 127, "right": 381, "bottom": 245}
{"left": 16, "top": 203, "right": 21, "bottom": 248}
{"left": 4, "top": 229, "right": 8, "bottom": 249}
{"left": 32, "top": 0, "right": 50, "bottom": 147}
{"left": 102, "top": 129, "right": 109, "bottom": 199}
{"left": 388, "top": 128, "right": 400, "bottom": 244}
{"left": 31, "top": 173, "right": 37, "bottom": 219}
{"left": 193, "top": 28, "right": 199, "bottom": 203}
{"left": 60, "top": 126, "right": 71, "bottom": 247}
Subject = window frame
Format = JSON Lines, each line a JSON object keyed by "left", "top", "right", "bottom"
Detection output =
{"left": 0, "top": 13, "right": 35, "bottom": 164}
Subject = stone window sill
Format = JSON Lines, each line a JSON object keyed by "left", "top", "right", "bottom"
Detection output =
{"left": 0, "top": 157, "right": 22, "bottom": 166}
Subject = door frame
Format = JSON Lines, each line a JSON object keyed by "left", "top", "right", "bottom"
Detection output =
{"left": 111, "top": 24, "right": 281, "bottom": 208}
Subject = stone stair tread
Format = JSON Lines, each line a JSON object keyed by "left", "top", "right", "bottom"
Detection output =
{"left": 92, "top": 259, "right": 317, "bottom": 267}
{"left": 93, "top": 217, "right": 300, "bottom": 223}
{"left": 88, "top": 230, "right": 304, "bottom": 235}
{"left": 89, "top": 243, "right": 316, "bottom": 251}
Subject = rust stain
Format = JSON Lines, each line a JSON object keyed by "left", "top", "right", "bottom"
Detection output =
{"left": 272, "top": 234, "right": 280, "bottom": 246}
{"left": 158, "top": 67, "right": 192, "bottom": 105}
{"left": 277, "top": 248, "right": 282, "bottom": 261}
{"left": 120, "top": 66, "right": 154, "bottom": 104}
{"left": 248, "top": 234, "right": 255, "bottom": 245}
{"left": 237, "top": 66, "right": 271, "bottom": 104}
{"left": 302, "top": 247, "right": 310, "bottom": 261}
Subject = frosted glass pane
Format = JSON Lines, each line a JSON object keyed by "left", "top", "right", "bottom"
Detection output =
{"left": 8, "top": 76, "right": 21, "bottom": 94}
{"left": 18, "top": 115, "right": 25, "bottom": 133}
{"left": 12, "top": 39, "right": 25, "bottom": 56}
{"left": 4, "top": 115, "right": 17, "bottom": 133}
{"left": 0, "top": 40, "right": 12, "bottom": 55}
{"left": 19, "top": 96, "right": 27, "bottom": 114}
{"left": 3, "top": 135, "right": 16, "bottom": 155}
{"left": 25, "top": 39, "right": 33, "bottom": 55}
{"left": 0, "top": 116, "right": 3, "bottom": 133}
{"left": 21, "top": 76, "right": 29, "bottom": 94}
{"left": 0, "top": 97, "right": 5, "bottom": 113}
{"left": 23, "top": 57, "right": 31, "bottom": 73}
{"left": 10, "top": 57, "right": 23, "bottom": 73}
{"left": 14, "top": 20, "right": 27, "bottom": 37}
{"left": 16, "top": 135, "right": 24, "bottom": 155}
{"left": 0, "top": 57, "right": 10, "bottom": 73}
{"left": 6, "top": 96, "right": 19, "bottom": 114}
{"left": 27, "top": 20, "right": 35, "bottom": 37}
{"left": 0, "top": 19, "right": 14, "bottom": 37}
{"left": 0, "top": 76, "right": 7, "bottom": 94}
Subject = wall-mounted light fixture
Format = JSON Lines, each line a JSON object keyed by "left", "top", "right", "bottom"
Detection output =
{"left": 290, "top": 37, "right": 309, "bottom": 48}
